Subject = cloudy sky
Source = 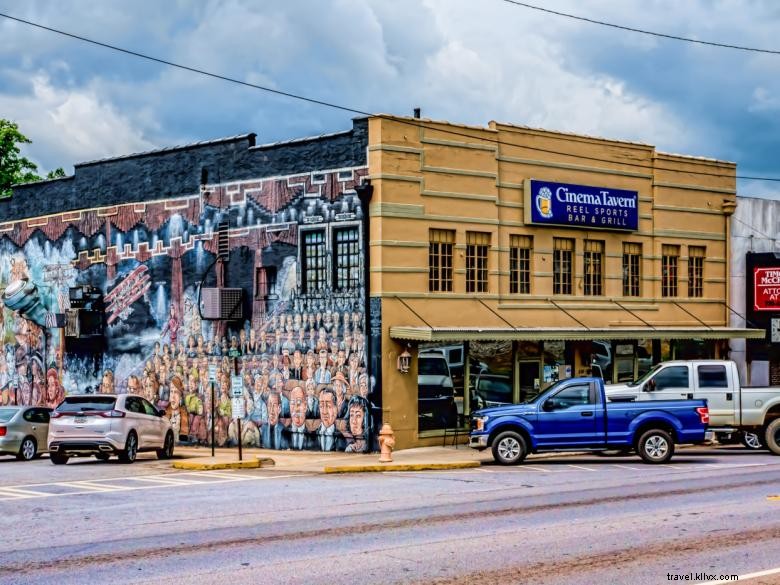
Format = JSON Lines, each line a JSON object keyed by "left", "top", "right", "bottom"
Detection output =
{"left": 1, "top": 0, "right": 779, "bottom": 196}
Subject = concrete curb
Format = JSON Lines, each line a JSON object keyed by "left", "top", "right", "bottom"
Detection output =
{"left": 323, "top": 461, "right": 480, "bottom": 474}
{"left": 172, "top": 456, "right": 274, "bottom": 471}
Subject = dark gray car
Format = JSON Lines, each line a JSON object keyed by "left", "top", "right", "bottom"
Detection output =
{"left": 0, "top": 406, "right": 52, "bottom": 461}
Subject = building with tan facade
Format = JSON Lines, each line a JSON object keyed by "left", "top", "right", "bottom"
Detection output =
{"left": 366, "top": 114, "right": 764, "bottom": 449}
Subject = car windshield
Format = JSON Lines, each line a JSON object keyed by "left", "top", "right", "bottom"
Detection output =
{"left": 0, "top": 408, "right": 17, "bottom": 422}
{"left": 419, "top": 358, "right": 449, "bottom": 376}
{"left": 626, "top": 363, "right": 663, "bottom": 387}
{"left": 56, "top": 396, "right": 117, "bottom": 412}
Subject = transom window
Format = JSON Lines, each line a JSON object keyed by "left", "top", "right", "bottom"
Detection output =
{"left": 622, "top": 242, "right": 641, "bottom": 297}
{"left": 466, "top": 231, "right": 490, "bottom": 293}
{"left": 662, "top": 244, "right": 680, "bottom": 298}
{"left": 688, "top": 246, "right": 705, "bottom": 298}
{"left": 302, "top": 230, "right": 327, "bottom": 293}
{"left": 510, "top": 235, "right": 532, "bottom": 294}
{"left": 583, "top": 240, "right": 604, "bottom": 296}
{"left": 429, "top": 229, "right": 454, "bottom": 292}
{"left": 553, "top": 238, "right": 574, "bottom": 295}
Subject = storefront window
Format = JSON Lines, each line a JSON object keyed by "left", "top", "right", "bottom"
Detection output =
{"left": 637, "top": 339, "right": 653, "bottom": 378}
{"left": 469, "top": 341, "right": 513, "bottom": 411}
{"left": 417, "top": 343, "right": 461, "bottom": 431}
{"left": 542, "top": 341, "right": 566, "bottom": 390}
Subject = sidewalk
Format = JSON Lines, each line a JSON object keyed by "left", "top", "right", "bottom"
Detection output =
{"left": 172, "top": 444, "right": 490, "bottom": 473}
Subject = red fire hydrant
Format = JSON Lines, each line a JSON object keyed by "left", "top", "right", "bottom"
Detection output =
{"left": 378, "top": 423, "right": 395, "bottom": 463}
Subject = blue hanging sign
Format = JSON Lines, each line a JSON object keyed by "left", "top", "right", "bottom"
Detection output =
{"left": 525, "top": 179, "right": 638, "bottom": 231}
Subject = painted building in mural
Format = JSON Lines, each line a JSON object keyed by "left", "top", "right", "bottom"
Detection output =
{"left": 0, "top": 120, "right": 375, "bottom": 452}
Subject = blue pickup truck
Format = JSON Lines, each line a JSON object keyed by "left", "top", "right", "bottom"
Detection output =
{"left": 469, "top": 376, "right": 710, "bottom": 464}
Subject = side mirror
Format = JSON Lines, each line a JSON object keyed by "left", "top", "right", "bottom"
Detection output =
{"left": 643, "top": 379, "right": 656, "bottom": 392}
{"left": 157, "top": 407, "right": 166, "bottom": 417}
{"left": 542, "top": 399, "right": 555, "bottom": 412}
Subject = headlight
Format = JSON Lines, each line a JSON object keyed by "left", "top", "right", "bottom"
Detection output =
{"left": 474, "top": 415, "right": 489, "bottom": 431}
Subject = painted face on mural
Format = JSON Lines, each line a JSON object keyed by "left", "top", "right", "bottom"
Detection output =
{"left": 290, "top": 386, "right": 306, "bottom": 427}
{"left": 127, "top": 375, "right": 141, "bottom": 395}
{"left": 267, "top": 392, "right": 281, "bottom": 426}
{"left": 349, "top": 403, "right": 365, "bottom": 436}
{"left": 319, "top": 389, "right": 337, "bottom": 428}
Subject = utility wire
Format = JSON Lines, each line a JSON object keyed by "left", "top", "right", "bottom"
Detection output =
{"left": 500, "top": 0, "right": 780, "bottom": 55}
{"left": 1, "top": 11, "right": 779, "bottom": 183}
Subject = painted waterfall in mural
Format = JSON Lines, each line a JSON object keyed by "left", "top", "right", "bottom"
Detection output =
{"left": 0, "top": 166, "right": 373, "bottom": 452}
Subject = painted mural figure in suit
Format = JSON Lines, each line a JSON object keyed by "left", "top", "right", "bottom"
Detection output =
{"left": 286, "top": 385, "right": 313, "bottom": 450}
{"left": 316, "top": 387, "right": 344, "bottom": 452}
{"left": 261, "top": 390, "right": 287, "bottom": 450}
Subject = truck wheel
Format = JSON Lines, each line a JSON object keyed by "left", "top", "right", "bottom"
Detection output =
{"left": 637, "top": 429, "right": 674, "bottom": 464}
{"left": 765, "top": 419, "right": 780, "bottom": 456}
{"left": 741, "top": 431, "right": 765, "bottom": 450}
{"left": 492, "top": 431, "right": 527, "bottom": 465}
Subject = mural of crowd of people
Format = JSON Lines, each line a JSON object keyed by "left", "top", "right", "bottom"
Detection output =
{"left": 0, "top": 164, "right": 375, "bottom": 452}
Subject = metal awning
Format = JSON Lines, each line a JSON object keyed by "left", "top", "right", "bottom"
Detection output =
{"left": 389, "top": 326, "right": 766, "bottom": 342}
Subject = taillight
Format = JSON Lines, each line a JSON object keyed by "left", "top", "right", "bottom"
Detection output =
{"left": 0, "top": 426, "right": 6, "bottom": 436}
{"left": 99, "top": 410, "right": 126, "bottom": 418}
{"left": 51, "top": 411, "right": 64, "bottom": 418}
{"left": 696, "top": 406, "right": 710, "bottom": 425}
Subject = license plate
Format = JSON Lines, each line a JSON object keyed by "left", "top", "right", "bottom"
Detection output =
{"left": 74, "top": 416, "right": 86, "bottom": 424}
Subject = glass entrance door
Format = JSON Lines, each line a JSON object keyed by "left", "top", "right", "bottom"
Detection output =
{"left": 518, "top": 360, "right": 540, "bottom": 402}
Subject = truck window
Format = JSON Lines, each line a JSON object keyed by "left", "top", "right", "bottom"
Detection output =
{"left": 550, "top": 384, "right": 592, "bottom": 409}
{"left": 654, "top": 366, "right": 689, "bottom": 390}
{"left": 697, "top": 365, "right": 728, "bottom": 388}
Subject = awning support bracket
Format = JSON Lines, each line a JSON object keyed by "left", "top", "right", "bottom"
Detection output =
{"left": 549, "top": 299, "right": 590, "bottom": 330}
{"left": 614, "top": 300, "right": 656, "bottom": 330}
{"left": 478, "top": 298, "right": 521, "bottom": 331}
{"left": 673, "top": 301, "right": 712, "bottom": 330}
{"left": 395, "top": 295, "right": 433, "bottom": 328}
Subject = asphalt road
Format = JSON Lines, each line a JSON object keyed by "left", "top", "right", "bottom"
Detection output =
{"left": 1, "top": 446, "right": 779, "bottom": 585}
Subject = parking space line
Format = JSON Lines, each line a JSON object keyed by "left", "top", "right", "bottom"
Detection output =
{"left": 130, "top": 476, "right": 205, "bottom": 486}
{"left": 567, "top": 464, "right": 596, "bottom": 471}
{"left": 53, "top": 481, "right": 120, "bottom": 492}
{"left": 0, "top": 487, "right": 37, "bottom": 499}
{"left": 612, "top": 464, "right": 642, "bottom": 470}
{"left": 520, "top": 465, "right": 553, "bottom": 472}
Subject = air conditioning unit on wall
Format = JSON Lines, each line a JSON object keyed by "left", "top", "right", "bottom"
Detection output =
{"left": 201, "top": 288, "right": 243, "bottom": 320}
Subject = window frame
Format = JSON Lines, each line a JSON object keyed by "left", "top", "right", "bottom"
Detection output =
{"left": 622, "top": 242, "right": 642, "bottom": 297}
{"left": 510, "top": 235, "right": 532, "bottom": 294}
{"left": 583, "top": 239, "right": 604, "bottom": 296}
{"left": 688, "top": 246, "right": 705, "bottom": 298}
{"left": 301, "top": 229, "right": 327, "bottom": 293}
{"left": 553, "top": 238, "right": 574, "bottom": 295}
{"left": 466, "top": 231, "right": 490, "bottom": 294}
{"left": 333, "top": 225, "right": 361, "bottom": 291}
{"left": 662, "top": 244, "right": 680, "bottom": 298}
{"left": 429, "top": 229, "right": 455, "bottom": 292}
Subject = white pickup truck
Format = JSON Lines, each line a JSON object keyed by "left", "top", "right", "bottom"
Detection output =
{"left": 604, "top": 359, "right": 780, "bottom": 454}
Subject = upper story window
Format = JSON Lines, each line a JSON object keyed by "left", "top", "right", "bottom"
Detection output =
{"left": 622, "top": 242, "right": 642, "bottom": 297}
{"left": 429, "top": 229, "right": 454, "bottom": 292}
{"left": 553, "top": 237, "right": 574, "bottom": 295}
{"left": 302, "top": 229, "right": 327, "bottom": 293}
{"left": 583, "top": 240, "right": 604, "bottom": 296}
{"left": 466, "top": 231, "right": 490, "bottom": 293}
{"left": 333, "top": 226, "right": 360, "bottom": 290}
{"left": 688, "top": 246, "right": 705, "bottom": 298}
{"left": 662, "top": 244, "right": 680, "bottom": 297}
{"left": 510, "top": 235, "right": 532, "bottom": 294}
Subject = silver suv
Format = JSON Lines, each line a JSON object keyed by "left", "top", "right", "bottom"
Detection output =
{"left": 48, "top": 395, "right": 174, "bottom": 464}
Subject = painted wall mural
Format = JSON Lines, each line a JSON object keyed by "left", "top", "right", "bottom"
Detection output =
{"left": 0, "top": 165, "right": 375, "bottom": 452}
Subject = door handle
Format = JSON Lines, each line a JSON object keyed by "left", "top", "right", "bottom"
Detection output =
{"left": 726, "top": 393, "right": 733, "bottom": 401}
{"left": 686, "top": 393, "right": 693, "bottom": 400}
{"left": 581, "top": 411, "right": 594, "bottom": 417}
